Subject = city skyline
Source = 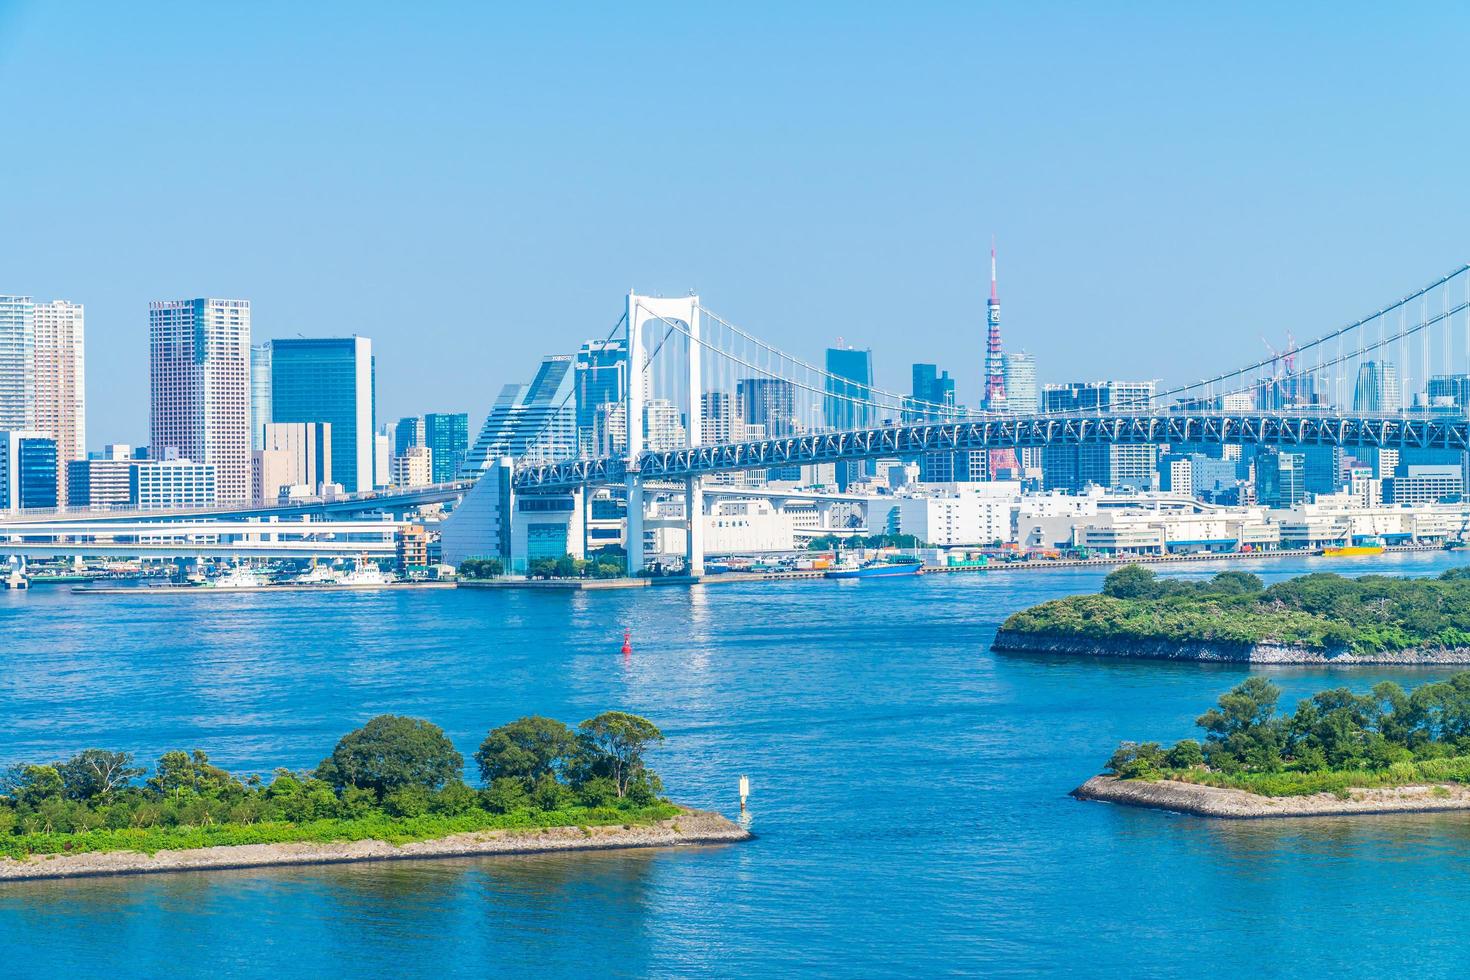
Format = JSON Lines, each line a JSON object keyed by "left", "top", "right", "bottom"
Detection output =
{"left": 4, "top": 5, "right": 1468, "bottom": 446}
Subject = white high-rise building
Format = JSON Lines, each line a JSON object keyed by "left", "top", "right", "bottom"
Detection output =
{"left": 1001, "top": 351, "right": 1038, "bottom": 414}
{"left": 149, "top": 299, "right": 252, "bottom": 502}
{"left": 391, "top": 445, "right": 432, "bottom": 487}
{"left": 0, "top": 296, "right": 35, "bottom": 431}
{"left": 643, "top": 398, "right": 687, "bottom": 452}
{"left": 32, "top": 300, "right": 85, "bottom": 506}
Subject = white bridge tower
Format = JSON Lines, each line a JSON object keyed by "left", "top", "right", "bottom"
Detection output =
{"left": 625, "top": 293, "right": 704, "bottom": 576}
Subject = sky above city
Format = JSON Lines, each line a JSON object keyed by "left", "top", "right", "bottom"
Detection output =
{"left": 2, "top": 1, "right": 1469, "bottom": 447}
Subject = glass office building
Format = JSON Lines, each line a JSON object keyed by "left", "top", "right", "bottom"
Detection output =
{"left": 424, "top": 412, "right": 469, "bottom": 483}
{"left": 0, "top": 431, "right": 58, "bottom": 511}
{"left": 268, "top": 337, "right": 376, "bottom": 493}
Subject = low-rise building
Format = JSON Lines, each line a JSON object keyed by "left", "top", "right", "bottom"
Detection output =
{"left": 1385, "top": 465, "right": 1462, "bottom": 506}
{"left": 0, "top": 431, "right": 58, "bottom": 512}
{"left": 391, "top": 445, "right": 433, "bottom": 488}
{"left": 68, "top": 448, "right": 136, "bottom": 508}
{"left": 131, "top": 458, "right": 216, "bottom": 510}
{"left": 886, "top": 482, "right": 1020, "bottom": 545}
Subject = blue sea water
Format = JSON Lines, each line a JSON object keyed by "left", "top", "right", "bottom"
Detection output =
{"left": 6, "top": 551, "right": 1470, "bottom": 978}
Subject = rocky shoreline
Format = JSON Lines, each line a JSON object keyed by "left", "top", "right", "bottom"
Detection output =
{"left": 0, "top": 809, "right": 751, "bottom": 883}
{"left": 992, "top": 630, "right": 1470, "bottom": 665}
{"left": 1074, "top": 774, "right": 1470, "bottom": 818}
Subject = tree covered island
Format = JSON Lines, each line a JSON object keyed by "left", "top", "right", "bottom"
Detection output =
{"left": 994, "top": 566, "right": 1470, "bottom": 664}
{"left": 0, "top": 710, "right": 746, "bottom": 878}
{"left": 1079, "top": 674, "right": 1470, "bottom": 814}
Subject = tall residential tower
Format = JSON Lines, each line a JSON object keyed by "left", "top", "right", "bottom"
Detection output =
{"left": 149, "top": 298, "right": 252, "bottom": 502}
{"left": 32, "top": 300, "right": 85, "bottom": 506}
{"left": 0, "top": 296, "right": 34, "bottom": 431}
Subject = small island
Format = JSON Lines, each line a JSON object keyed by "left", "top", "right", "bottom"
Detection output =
{"left": 1077, "top": 674, "right": 1470, "bottom": 817}
{"left": 0, "top": 712, "right": 749, "bottom": 882}
{"left": 994, "top": 565, "right": 1470, "bottom": 665}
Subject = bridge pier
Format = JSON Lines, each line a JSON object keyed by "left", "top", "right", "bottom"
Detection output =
{"left": 626, "top": 476, "right": 645, "bottom": 576}
{"left": 685, "top": 476, "right": 704, "bottom": 576}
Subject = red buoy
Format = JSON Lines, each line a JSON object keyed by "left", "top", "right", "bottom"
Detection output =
{"left": 620, "top": 628, "right": 632, "bottom": 656}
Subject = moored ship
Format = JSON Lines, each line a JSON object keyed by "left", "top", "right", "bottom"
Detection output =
{"left": 1322, "top": 537, "right": 1386, "bottom": 558}
{"left": 823, "top": 559, "right": 923, "bottom": 580}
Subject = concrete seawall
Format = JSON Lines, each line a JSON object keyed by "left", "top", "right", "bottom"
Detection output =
{"left": 0, "top": 809, "right": 751, "bottom": 883}
{"left": 1074, "top": 775, "right": 1470, "bottom": 818}
{"left": 992, "top": 631, "right": 1470, "bottom": 666}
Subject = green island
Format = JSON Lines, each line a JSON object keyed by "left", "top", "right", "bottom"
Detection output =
{"left": 1077, "top": 674, "right": 1470, "bottom": 817}
{"left": 0, "top": 711, "right": 747, "bottom": 876}
{"left": 994, "top": 565, "right": 1470, "bottom": 664}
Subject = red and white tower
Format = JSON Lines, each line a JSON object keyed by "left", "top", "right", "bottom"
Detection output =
{"left": 983, "top": 241, "right": 1019, "bottom": 477}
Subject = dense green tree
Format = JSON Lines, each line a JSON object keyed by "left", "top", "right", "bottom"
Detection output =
{"left": 475, "top": 716, "right": 578, "bottom": 787}
{"left": 149, "top": 750, "right": 241, "bottom": 798}
{"left": 1209, "top": 571, "right": 1264, "bottom": 595}
{"left": 482, "top": 776, "right": 530, "bottom": 814}
{"left": 14, "top": 765, "right": 63, "bottom": 807}
{"left": 458, "top": 557, "right": 504, "bottom": 579}
{"left": 1164, "top": 739, "right": 1204, "bottom": 769}
{"left": 577, "top": 712, "right": 664, "bottom": 797}
{"left": 57, "top": 749, "right": 144, "bottom": 802}
{"left": 1105, "top": 741, "right": 1166, "bottom": 779}
{"left": 315, "top": 715, "right": 464, "bottom": 796}
{"left": 1197, "top": 677, "right": 1284, "bottom": 771}
{"left": 1102, "top": 564, "right": 1161, "bottom": 599}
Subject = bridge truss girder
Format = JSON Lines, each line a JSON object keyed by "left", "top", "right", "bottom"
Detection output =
{"left": 512, "top": 413, "right": 1470, "bottom": 492}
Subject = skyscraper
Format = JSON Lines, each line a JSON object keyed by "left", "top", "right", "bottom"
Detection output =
{"left": 824, "top": 345, "right": 874, "bottom": 431}
{"left": 462, "top": 354, "right": 577, "bottom": 472}
{"left": 1353, "top": 361, "right": 1401, "bottom": 414}
{"left": 423, "top": 412, "right": 470, "bottom": 483}
{"left": 909, "top": 363, "right": 970, "bottom": 482}
{"left": 149, "top": 298, "right": 252, "bottom": 502}
{"left": 249, "top": 343, "right": 272, "bottom": 451}
{"left": 394, "top": 415, "right": 424, "bottom": 456}
{"left": 700, "top": 390, "right": 737, "bottom": 444}
{"left": 1002, "top": 351, "right": 1037, "bottom": 414}
{"left": 643, "top": 398, "right": 687, "bottom": 451}
{"left": 0, "top": 296, "right": 34, "bottom": 431}
{"left": 31, "top": 300, "right": 85, "bottom": 505}
{"left": 909, "top": 363, "right": 957, "bottom": 420}
{"left": 1257, "top": 450, "right": 1306, "bottom": 507}
{"left": 574, "top": 339, "right": 628, "bottom": 455}
{"left": 269, "top": 337, "right": 376, "bottom": 493}
{"left": 737, "top": 378, "right": 798, "bottom": 437}
{"left": 1041, "top": 381, "right": 1157, "bottom": 492}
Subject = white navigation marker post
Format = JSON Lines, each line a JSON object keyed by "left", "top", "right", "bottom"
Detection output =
{"left": 739, "top": 774, "right": 750, "bottom": 812}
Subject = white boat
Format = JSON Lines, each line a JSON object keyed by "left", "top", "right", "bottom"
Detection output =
{"left": 204, "top": 565, "right": 273, "bottom": 590}
{"left": 337, "top": 559, "right": 396, "bottom": 588}
{"left": 292, "top": 561, "right": 343, "bottom": 586}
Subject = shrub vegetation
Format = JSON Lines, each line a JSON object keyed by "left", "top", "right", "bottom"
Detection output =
{"left": 1001, "top": 565, "right": 1470, "bottom": 654}
{"left": 1104, "top": 672, "right": 1470, "bottom": 796}
{"left": 0, "top": 711, "right": 675, "bottom": 860}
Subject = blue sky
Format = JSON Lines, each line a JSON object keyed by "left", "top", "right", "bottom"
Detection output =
{"left": 2, "top": 1, "right": 1467, "bottom": 446}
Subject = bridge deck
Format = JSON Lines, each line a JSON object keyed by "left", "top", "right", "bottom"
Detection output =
{"left": 512, "top": 412, "right": 1470, "bottom": 491}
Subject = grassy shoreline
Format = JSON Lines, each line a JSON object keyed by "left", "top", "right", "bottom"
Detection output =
{"left": 0, "top": 802, "right": 681, "bottom": 862}
{"left": 1135, "top": 755, "right": 1470, "bottom": 798}
{"left": 0, "top": 808, "right": 752, "bottom": 882}
{"left": 999, "top": 566, "right": 1470, "bottom": 655}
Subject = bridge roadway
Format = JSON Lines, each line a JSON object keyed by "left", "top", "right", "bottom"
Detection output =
{"left": 1, "top": 482, "right": 471, "bottom": 525}
{"left": 512, "top": 411, "right": 1470, "bottom": 491}
{"left": 0, "top": 518, "right": 401, "bottom": 559}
